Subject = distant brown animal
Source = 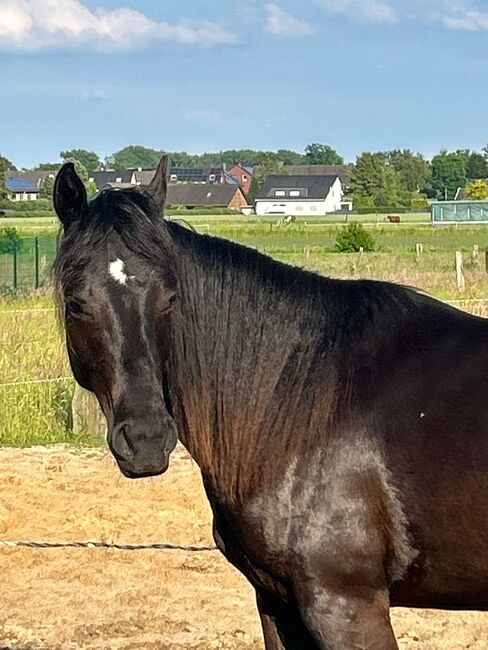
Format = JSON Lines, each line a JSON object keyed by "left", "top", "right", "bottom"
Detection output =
{"left": 387, "top": 214, "right": 401, "bottom": 223}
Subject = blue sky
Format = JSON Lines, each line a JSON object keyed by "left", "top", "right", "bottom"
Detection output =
{"left": 1, "top": 0, "right": 488, "bottom": 168}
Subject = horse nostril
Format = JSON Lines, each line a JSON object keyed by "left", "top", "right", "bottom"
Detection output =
{"left": 111, "top": 423, "right": 135, "bottom": 462}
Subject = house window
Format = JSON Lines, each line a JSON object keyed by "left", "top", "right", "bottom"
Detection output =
{"left": 242, "top": 175, "right": 248, "bottom": 182}
{"left": 275, "top": 190, "right": 285, "bottom": 197}
{"left": 290, "top": 190, "right": 300, "bottom": 197}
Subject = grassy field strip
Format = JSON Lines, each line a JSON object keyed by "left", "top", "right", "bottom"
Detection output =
{"left": 0, "top": 307, "right": 55, "bottom": 314}
{"left": 0, "top": 376, "right": 72, "bottom": 388}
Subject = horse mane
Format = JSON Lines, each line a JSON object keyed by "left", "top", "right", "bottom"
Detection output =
{"left": 163, "top": 221, "right": 433, "bottom": 501}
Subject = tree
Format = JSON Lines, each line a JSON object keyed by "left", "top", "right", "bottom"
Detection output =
{"left": 0, "top": 154, "right": 14, "bottom": 200}
{"left": 386, "top": 149, "right": 431, "bottom": 193}
{"left": 170, "top": 151, "right": 197, "bottom": 167}
{"left": 276, "top": 149, "right": 305, "bottom": 165}
{"left": 107, "top": 146, "right": 165, "bottom": 169}
{"left": 39, "top": 175, "right": 55, "bottom": 207}
{"left": 246, "top": 176, "right": 260, "bottom": 205}
{"left": 351, "top": 152, "right": 411, "bottom": 209}
{"left": 465, "top": 179, "right": 488, "bottom": 200}
{"left": 375, "top": 165, "right": 411, "bottom": 208}
{"left": 305, "top": 143, "right": 343, "bottom": 165}
{"left": 35, "top": 162, "right": 61, "bottom": 171}
{"left": 61, "top": 149, "right": 101, "bottom": 171}
{"left": 466, "top": 152, "right": 488, "bottom": 180}
{"left": 350, "top": 153, "right": 384, "bottom": 201}
{"left": 431, "top": 151, "right": 467, "bottom": 200}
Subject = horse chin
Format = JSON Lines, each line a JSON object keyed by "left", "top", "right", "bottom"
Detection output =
{"left": 116, "top": 457, "right": 170, "bottom": 480}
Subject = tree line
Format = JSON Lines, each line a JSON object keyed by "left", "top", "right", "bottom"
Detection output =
{"left": 2, "top": 143, "right": 488, "bottom": 208}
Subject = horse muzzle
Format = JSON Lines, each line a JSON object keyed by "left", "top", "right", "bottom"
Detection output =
{"left": 108, "top": 415, "right": 178, "bottom": 479}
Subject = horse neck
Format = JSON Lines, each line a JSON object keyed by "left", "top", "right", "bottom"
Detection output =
{"left": 166, "top": 225, "right": 337, "bottom": 502}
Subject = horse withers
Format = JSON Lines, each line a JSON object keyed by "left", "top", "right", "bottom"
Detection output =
{"left": 53, "top": 157, "right": 488, "bottom": 649}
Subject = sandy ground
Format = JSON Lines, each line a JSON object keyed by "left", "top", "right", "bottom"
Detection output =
{"left": 0, "top": 445, "right": 486, "bottom": 650}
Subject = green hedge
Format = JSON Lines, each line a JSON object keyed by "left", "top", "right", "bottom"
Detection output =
{"left": 0, "top": 198, "right": 53, "bottom": 211}
{"left": 166, "top": 204, "right": 237, "bottom": 215}
{"left": 355, "top": 206, "right": 409, "bottom": 215}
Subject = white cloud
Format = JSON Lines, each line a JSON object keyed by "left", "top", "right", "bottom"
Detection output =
{"left": 0, "top": 0, "right": 237, "bottom": 52}
{"left": 317, "top": 0, "right": 397, "bottom": 25}
{"left": 402, "top": 1, "right": 488, "bottom": 32}
{"left": 265, "top": 3, "right": 314, "bottom": 37}
{"left": 317, "top": 0, "right": 488, "bottom": 31}
{"left": 441, "top": 7, "right": 488, "bottom": 32}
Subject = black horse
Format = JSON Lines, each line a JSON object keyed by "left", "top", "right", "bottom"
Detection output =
{"left": 53, "top": 157, "right": 488, "bottom": 649}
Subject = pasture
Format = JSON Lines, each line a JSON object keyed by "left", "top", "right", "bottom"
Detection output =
{"left": 1, "top": 215, "right": 488, "bottom": 648}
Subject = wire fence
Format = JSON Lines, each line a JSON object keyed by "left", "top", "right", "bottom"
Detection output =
{"left": 0, "top": 235, "right": 59, "bottom": 290}
{"left": 0, "top": 539, "right": 217, "bottom": 552}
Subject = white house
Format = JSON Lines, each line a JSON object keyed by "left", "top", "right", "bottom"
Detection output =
{"left": 5, "top": 171, "right": 55, "bottom": 202}
{"left": 255, "top": 175, "right": 343, "bottom": 216}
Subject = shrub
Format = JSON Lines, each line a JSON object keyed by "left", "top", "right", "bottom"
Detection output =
{"left": 0, "top": 198, "right": 53, "bottom": 212}
{"left": 410, "top": 195, "right": 429, "bottom": 210}
{"left": 335, "top": 223, "right": 375, "bottom": 253}
{"left": 0, "top": 227, "right": 22, "bottom": 254}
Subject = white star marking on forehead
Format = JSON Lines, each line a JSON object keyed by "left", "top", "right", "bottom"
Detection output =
{"left": 109, "top": 258, "right": 129, "bottom": 285}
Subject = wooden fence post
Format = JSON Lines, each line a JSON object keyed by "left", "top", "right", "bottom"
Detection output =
{"left": 455, "top": 251, "right": 465, "bottom": 293}
{"left": 472, "top": 244, "right": 479, "bottom": 264}
{"left": 72, "top": 384, "right": 107, "bottom": 438}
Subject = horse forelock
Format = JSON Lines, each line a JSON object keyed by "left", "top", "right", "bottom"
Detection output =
{"left": 54, "top": 188, "right": 177, "bottom": 299}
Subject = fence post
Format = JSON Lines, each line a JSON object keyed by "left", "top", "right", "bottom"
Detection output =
{"left": 455, "top": 251, "right": 465, "bottom": 293}
{"left": 472, "top": 244, "right": 479, "bottom": 265}
{"left": 72, "top": 384, "right": 107, "bottom": 438}
{"left": 34, "top": 237, "right": 40, "bottom": 289}
{"left": 12, "top": 248, "right": 18, "bottom": 290}
{"left": 485, "top": 248, "right": 488, "bottom": 274}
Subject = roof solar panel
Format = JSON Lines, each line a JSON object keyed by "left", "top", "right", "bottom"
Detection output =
{"left": 6, "top": 179, "right": 38, "bottom": 192}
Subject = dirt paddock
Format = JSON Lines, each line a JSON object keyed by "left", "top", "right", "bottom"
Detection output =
{"left": 0, "top": 445, "right": 486, "bottom": 649}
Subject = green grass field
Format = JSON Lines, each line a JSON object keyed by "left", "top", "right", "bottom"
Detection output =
{"left": 1, "top": 215, "right": 487, "bottom": 447}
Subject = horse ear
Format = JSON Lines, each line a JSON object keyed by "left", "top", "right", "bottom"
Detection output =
{"left": 54, "top": 162, "right": 88, "bottom": 229}
{"left": 147, "top": 155, "right": 169, "bottom": 213}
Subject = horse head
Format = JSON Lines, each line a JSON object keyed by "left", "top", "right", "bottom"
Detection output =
{"left": 54, "top": 157, "right": 178, "bottom": 478}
